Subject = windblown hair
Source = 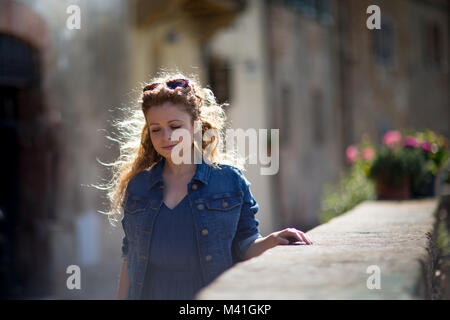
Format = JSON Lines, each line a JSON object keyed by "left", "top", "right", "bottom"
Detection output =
{"left": 99, "top": 71, "right": 244, "bottom": 225}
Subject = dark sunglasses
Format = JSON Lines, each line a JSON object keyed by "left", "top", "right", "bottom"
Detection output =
{"left": 143, "top": 78, "right": 189, "bottom": 92}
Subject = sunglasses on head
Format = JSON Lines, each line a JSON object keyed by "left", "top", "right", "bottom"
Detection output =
{"left": 143, "top": 78, "right": 189, "bottom": 92}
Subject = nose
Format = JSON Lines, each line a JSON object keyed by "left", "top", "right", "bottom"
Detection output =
{"left": 163, "top": 127, "right": 181, "bottom": 143}
{"left": 162, "top": 127, "right": 172, "bottom": 141}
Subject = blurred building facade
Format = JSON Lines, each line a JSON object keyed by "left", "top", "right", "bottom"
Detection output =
{"left": 0, "top": 0, "right": 130, "bottom": 298}
{"left": 0, "top": 0, "right": 448, "bottom": 299}
{"left": 0, "top": 0, "right": 53, "bottom": 298}
{"left": 264, "top": 0, "right": 449, "bottom": 229}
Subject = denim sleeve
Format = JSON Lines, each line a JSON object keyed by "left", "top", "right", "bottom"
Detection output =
{"left": 232, "top": 171, "right": 262, "bottom": 261}
{"left": 121, "top": 215, "right": 129, "bottom": 259}
{"left": 121, "top": 235, "right": 129, "bottom": 259}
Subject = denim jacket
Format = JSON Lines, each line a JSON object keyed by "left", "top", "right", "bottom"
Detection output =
{"left": 121, "top": 158, "right": 262, "bottom": 299}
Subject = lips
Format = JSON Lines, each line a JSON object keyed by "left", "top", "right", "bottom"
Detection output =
{"left": 162, "top": 144, "right": 177, "bottom": 149}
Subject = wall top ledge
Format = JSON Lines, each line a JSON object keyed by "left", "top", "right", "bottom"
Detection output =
{"left": 197, "top": 199, "right": 441, "bottom": 300}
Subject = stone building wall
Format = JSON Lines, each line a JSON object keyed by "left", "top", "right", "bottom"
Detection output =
{"left": 345, "top": 0, "right": 449, "bottom": 143}
{"left": 1, "top": 0, "right": 131, "bottom": 298}
{"left": 265, "top": 0, "right": 449, "bottom": 231}
{"left": 267, "top": 1, "right": 342, "bottom": 230}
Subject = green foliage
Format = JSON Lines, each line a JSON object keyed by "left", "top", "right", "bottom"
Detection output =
{"left": 368, "top": 147, "right": 427, "bottom": 188}
{"left": 436, "top": 221, "right": 450, "bottom": 257}
{"left": 413, "top": 129, "right": 450, "bottom": 175}
{"left": 319, "top": 161, "right": 376, "bottom": 224}
{"left": 445, "top": 163, "right": 450, "bottom": 184}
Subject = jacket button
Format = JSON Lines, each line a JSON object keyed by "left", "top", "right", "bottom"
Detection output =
{"left": 197, "top": 204, "right": 204, "bottom": 210}
{"left": 191, "top": 184, "right": 198, "bottom": 190}
{"left": 201, "top": 229, "right": 208, "bottom": 236}
{"left": 222, "top": 201, "right": 228, "bottom": 208}
{"left": 205, "top": 255, "right": 212, "bottom": 262}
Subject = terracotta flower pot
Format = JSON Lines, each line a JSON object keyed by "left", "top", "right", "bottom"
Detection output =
{"left": 376, "top": 176, "right": 410, "bottom": 200}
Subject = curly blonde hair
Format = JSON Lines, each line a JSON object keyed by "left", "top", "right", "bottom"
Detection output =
{"left": 99, "top": 70, "right": 244, "bottom": 225}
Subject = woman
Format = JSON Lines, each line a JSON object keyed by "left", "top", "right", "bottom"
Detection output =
{"left": 108, "top": 72, "right": 313, "bottom": 300}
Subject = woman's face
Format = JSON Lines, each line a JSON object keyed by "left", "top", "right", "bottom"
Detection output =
{"left": 145, "top": 102, "right": 194, "bottom": 160}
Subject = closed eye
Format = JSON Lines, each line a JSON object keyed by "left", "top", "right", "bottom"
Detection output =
{"left": 151, "top": 126, "right": 181, "bottom": 133}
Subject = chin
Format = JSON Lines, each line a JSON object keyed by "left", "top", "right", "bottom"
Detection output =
{"left": 158, "top": 150, "right": 175, "bottom": 160}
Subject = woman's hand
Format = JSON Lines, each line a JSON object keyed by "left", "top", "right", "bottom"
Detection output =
{"left": 269, "top": 228, "right": 313, "bottom": 246}
{"left": 244, "top": 228, "right": 313, "bottom": 260}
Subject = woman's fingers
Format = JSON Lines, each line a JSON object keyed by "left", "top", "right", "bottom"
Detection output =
{"left": 282, "top": 228, "right": 313, "bottom": 245}
{"left": 273, "top": 229, "right": 295, "bottom": 245}
{"left": 278, "top": 237, "right": 290, "bottom": 245}
{"left": 272, "top": 228, "right": 313, "bottom": 246}
{"left": 297, "top": 230, "right": 313, "bottom": 244}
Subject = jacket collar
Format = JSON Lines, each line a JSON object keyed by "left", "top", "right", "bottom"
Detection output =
{"left": 147, "top": 157, "right": 211, "bottom": 190}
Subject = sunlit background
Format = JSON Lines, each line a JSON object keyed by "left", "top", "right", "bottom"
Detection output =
{"left": 0, "top": 0, "right": 448, "bottom": 299}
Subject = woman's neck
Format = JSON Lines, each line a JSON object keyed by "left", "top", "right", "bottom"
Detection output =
{"left": 163, "top": 158, "right": 197, "bottom": 178}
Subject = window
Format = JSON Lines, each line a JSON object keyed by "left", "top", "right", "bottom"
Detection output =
{"left": 280, "top": 84, "right": 292, "bottom": 146}
{"left": 422, "top": 21, "right": 442, "bottom": 70}
{"left": 0, "top": 34, "right": 39, "bottom": 87}
{"left": 312, "top": 90, "right": 324, "bottom": 145}
{"left": 207, "top": 55, "right": 231, "bottom": 105}
{"left": 287, "top": 0, "right": 332, "bottom": 24}
{"left": 373, "top": 18, "right": 395, "bottom": 67}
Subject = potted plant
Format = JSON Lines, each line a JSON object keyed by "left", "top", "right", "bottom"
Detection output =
{"left": 368, "top": 130, "right": 427, "bottom": 200}
{"left": 409, "top": 130, "right": 450, "bottom": 198}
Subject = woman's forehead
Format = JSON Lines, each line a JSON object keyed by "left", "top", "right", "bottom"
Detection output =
{"left": 145, "top": 103, "right": 190, "bottom": 123}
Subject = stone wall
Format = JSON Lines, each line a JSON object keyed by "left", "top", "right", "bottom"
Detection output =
{"left": 197, "top": 197, "right": 446, "bottom": 299}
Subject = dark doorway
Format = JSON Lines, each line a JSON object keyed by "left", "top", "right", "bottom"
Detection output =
{"left": 0, "top": 33, "right": 53, "bottom": 298}
{"left": 0, "top": 85, "right": 20, "bottom": 298}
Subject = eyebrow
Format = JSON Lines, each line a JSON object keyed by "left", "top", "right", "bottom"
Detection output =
{"left": 149, "top": 119, "right": 184, "bottom": 126}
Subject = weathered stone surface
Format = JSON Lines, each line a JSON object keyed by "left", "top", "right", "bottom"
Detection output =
{"left": 197, "top": 199, "right": 440, "bottom": 299}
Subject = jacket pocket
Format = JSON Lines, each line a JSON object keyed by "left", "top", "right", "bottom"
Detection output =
{"left": 124, "top": 194, "right": 150, "bottom": 215}
{"left": 123, "top": 194, "right": 150, "bottom": 243}
{"left": 205, "top": 192, "right": 243, "bottom": 212}
{"left": 203, "top": 192, "right": 243, "bottom": 240}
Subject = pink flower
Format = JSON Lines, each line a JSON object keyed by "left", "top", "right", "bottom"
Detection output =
{"left": 382, "top": 130, "right": 402, "bottom": 147}
{"left": 362, "top": 147, "right": 375, "bottom": 161}
{"left": 346, "top": 145, "right": 359, "bottom": 164}
{"left": 404, "top": 136, "right": 419, "bottom": 148}
{"left": 421, "top": 141, "right": 432, "bottom": 153}
{"left": 431, "top": 143, "right": 439, "bottom": 154}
